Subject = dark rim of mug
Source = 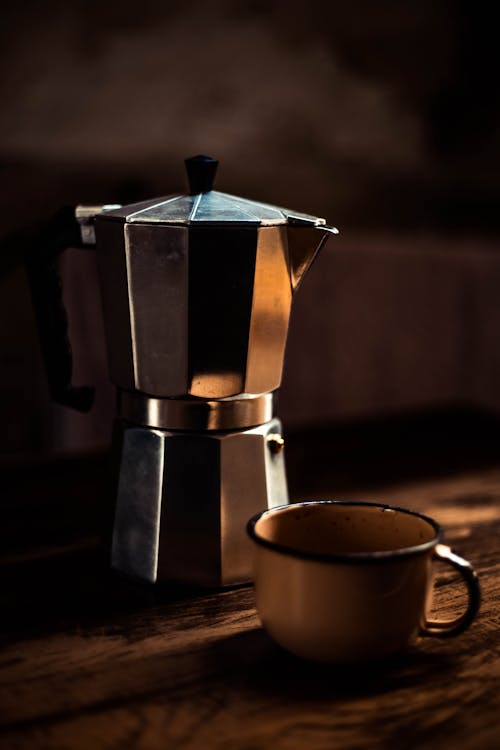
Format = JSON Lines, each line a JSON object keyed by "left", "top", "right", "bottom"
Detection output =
{"left": 246, "top": 500, "right": 443, "bottom": 564}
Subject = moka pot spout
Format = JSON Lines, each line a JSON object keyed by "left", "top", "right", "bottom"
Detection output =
{"left": 287, "top": 224, "right": 339, "bottom": 293}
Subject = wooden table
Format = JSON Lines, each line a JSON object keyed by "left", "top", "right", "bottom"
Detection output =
{"left": 1, "top": 413, "right": 499, "bottom": 749}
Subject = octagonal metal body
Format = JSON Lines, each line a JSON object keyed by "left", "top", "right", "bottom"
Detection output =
{"left": 111, "top": 417, "right": 288, "bottom": 586}
{"left": 96, "top": 218, "right": 326, "bottom": 398}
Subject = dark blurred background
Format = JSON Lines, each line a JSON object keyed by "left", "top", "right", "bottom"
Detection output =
{"left": 1, "top": 0, "right": 500, "bottom": 459}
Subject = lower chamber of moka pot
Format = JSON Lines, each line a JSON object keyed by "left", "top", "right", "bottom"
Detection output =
{"left": 110, "top": 417, "right": 289, "bottom": 588}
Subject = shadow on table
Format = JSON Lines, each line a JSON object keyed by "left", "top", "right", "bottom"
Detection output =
{"left": 0, "top": 543, "right": 217, "bottom": 640}
{"left": 202, "top": 627, "right": 463, "bottom": 712}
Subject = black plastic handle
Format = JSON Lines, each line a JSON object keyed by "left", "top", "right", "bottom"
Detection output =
{"left": 185, "top": 155, "right": 218, "bottom": 194}
{"left": 25, "top": 206, "right": 95, "bottom": 412}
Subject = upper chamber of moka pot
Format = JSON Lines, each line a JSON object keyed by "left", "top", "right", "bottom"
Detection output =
{"left": 95, "top": 155, "right": 337, "bottom": 399}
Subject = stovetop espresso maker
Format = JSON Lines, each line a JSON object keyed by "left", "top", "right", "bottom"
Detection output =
{"left": 28, "top": 155, "right": 337, "bottom": 586}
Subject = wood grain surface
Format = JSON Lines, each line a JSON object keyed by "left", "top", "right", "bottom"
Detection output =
{"left": 0, "top": 429, "right": 499, "bottom": 750}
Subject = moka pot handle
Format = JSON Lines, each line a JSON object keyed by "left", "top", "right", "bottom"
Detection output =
{"left": 25, "top": 204, "right": 119, "bottom": 412}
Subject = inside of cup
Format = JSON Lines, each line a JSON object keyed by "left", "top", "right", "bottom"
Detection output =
{"left": 254, "top": 503, "right": 437, "bottom": 558}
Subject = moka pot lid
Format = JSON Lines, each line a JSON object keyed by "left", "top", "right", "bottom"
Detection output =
{"left": 102, "top": 155, "right": 328, "bottom": 227}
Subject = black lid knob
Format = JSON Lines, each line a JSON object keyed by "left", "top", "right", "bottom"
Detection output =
{"left": 185, "top": 154, "right": 218, "bottom": 194}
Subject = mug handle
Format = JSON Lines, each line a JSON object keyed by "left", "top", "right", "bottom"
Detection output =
{"left": 421, "top": 543, "right": 481, "bottom": 638}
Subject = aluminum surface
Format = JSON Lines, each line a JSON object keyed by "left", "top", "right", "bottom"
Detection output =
{"left": 102, "top": 190, "right": 329, "bottom": 227}
{"left": 95, "top": 221, "right": 332, "bottom": 398}
{"left": 118, "top": 391, "right": 274, "bottom": 431}
{"left": 125, "top": 223, "right": 189, "bottom": 395}
{"left": 75, "top": 204, "right": 122, "bottom": 246}
{"left": 110, "top": 418, "right": 289, "bottom": 586}
{"left": 111, "top": 427, "right": 164, "bottom": 582}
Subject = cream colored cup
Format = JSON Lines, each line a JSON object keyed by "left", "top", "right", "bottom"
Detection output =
{"left": 247, "top": 501, "right": 480, "bottom": 663}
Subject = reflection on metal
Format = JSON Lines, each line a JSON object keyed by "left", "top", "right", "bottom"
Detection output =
{"left": 75, "top": 204, "right": 122, "bottom": 246}
{"left": 266, "top": 433, "right": 285, "bottom": 454}
{"left": 95, "top": 157, "right": 337, "bottom": 586}
{"left": 96, "top": 221, "right": 335, "bottom": 398}
{"left": 111, "top": 427, "right": 164, "bottom": 583}
{"left": 125, "top": 223, "right": 189, "bottom": 395}
{"left": 287, "top": 226, "right": 333, "bottom": 291}
{"left": 102, "top": 190, "right": 329, "bottom": 226}
{"left": 245, "top": 227, "right": 291, "bottom": 394}
{"left": 118, "top": 391, "right": 274, "bottom": 431}
{"left": 187, "top": 225, "right": 257, "bottom": 397}
{"left": 111, "top": 418, "right": 288, "bottom": 586}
